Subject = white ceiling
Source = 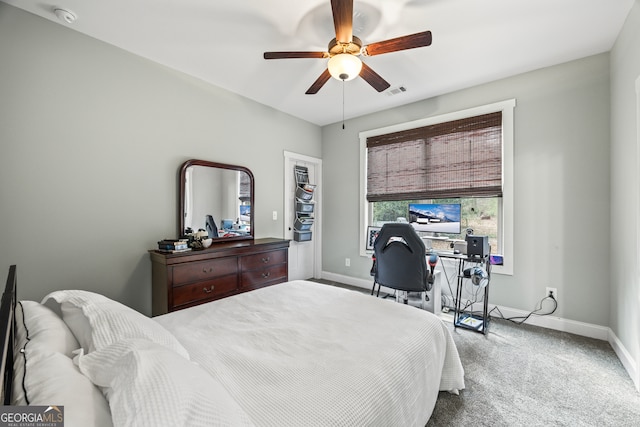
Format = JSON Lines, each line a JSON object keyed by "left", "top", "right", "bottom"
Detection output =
{"left": 2, "top": 0, "right": 634, "bottom": 126}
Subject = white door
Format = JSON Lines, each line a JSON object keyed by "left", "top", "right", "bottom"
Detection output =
{"left": 284, "top": 152, "right": 322, "bottom": 280}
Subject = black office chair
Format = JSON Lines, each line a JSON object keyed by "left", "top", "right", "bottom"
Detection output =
{"left": 371, "top": 223, "right": 433, "bottom": 309}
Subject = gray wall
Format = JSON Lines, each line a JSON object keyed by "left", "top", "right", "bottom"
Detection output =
{"left": 610, "top": 0, "right": 640, "bottom": 385}
{"left": 322, "top": 53, "right": 612, "bottom": 326}
{"left": 0, "top": 4, "right": 322, "bottom": 315}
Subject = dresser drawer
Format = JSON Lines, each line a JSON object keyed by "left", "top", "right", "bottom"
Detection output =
{"left": 172, "top": 275, "right": 238, "bottom": 307}
{"left": 172, "top": 258, "right": 237, "bottom": 286}
{"left": 241, "top": 264, "right": 288, "bottom": 288}
{"left": 241, "top": 249, "right": 287, "bottom": 271}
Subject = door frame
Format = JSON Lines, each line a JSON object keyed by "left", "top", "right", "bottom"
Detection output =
{"left": 635, "top": 74, "right": 640, "bottom": 391}
{"left": 284, "top": 151, "right": 323, "bottom": 279}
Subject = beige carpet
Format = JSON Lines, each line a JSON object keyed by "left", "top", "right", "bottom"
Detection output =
{"left": 428, "top": 317, "right": 640, "bottom": 426}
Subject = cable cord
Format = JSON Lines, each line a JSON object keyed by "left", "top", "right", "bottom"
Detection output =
{"left": 489, "top": 295, "right": 558, "bottom": 325}
{"left": 439, "top": 260, "right": 459, "bottom": 306}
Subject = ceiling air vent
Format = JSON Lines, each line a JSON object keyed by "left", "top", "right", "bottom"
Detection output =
{"left": 386, "top": 85, "right": 407, "bottom": 96}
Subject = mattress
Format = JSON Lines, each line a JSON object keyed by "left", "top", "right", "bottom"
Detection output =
{"left": 155, "top": 280, "right": 464, "bottom": 426}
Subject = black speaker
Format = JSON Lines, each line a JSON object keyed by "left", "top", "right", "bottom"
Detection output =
{"left": 467, "top": 235, "right": 489, "bottom": 258}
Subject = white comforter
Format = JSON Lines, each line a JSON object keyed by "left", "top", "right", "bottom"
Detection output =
{"left": 155, "top": 280, "right": 464, "bottom": 426}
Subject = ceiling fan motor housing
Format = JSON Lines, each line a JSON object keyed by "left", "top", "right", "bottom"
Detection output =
{"left": 328, "top": 36, "right": 362, "bottom": 56}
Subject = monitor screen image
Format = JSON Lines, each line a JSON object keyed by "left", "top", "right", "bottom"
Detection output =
{"left": 408, "top": 203, "right": 461, "bottom": 234}
{"left": 239, "top": 205, "right": 251, "bottom": 222}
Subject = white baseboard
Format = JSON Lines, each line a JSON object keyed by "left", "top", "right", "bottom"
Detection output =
{"left": 321, "top": 271, "right": 373, "bottom": 290}
{"left": 608, "top": 329, "right": 639, "bottom": 392}
{"left": 320, "top": 270, "right": 639, "bottom": 391}
{"left": 486, "top": 304, "right": 609, "bottom": 340}
{"left": 321, "top": 271, "right": 608, "bottom": 337}
{"left": 320, "top": 271, "right": 416, "bottom": 296}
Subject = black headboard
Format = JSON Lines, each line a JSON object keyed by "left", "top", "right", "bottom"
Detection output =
{"left": 0, "top": 265, "right": 16, "bottom": 405}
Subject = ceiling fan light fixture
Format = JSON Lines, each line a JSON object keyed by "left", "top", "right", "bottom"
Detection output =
{"left": 328, "top": 54, "right": 362, "bottom": 81}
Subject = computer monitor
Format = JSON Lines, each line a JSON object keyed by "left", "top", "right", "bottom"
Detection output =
{"left": 239, "top": 205, "right": 251, "bottom": 222}
{"left": 408, "top": 203, "right": 461, "bottom": 234}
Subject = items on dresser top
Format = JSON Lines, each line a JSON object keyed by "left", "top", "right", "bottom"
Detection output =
{"left": 157, "top": 238, "right": 191, "bottom": 253}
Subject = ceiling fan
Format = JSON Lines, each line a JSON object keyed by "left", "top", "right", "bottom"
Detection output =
{"left": 263, "top": 0, "right": 432, "bottom": 95}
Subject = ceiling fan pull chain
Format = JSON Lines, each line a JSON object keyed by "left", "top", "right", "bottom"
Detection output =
{"left": 342, "top": 80, "right": 345, "bottom": 130}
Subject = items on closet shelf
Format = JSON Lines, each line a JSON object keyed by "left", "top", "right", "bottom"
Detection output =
{"left": 293, "top": 166, "right": 315, "bottom": 242}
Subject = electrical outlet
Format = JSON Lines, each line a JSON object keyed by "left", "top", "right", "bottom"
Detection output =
{"left": 546, "top": 287, "right": 557, "bottom": 299}
{"left": 345, "top": 258, "right": 350, "bottom": 267}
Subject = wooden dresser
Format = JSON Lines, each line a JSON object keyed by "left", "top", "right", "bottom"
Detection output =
{"left": 150, "top": 238, "right": 289, "bottom": 316}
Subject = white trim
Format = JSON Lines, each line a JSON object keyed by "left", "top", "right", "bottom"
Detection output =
{"left": 488, "top": 304, "right": 609, "bottom": 339}
{"left": 358, "top": 99, "right": 516, "bottom": 275}
{"left": 284, "top": 151, "right": 323, "bottom": 166}
{"left": 321, "top": 270, "right": 373, "bottom": 290}
{"left": 321, "top": 269, "right": 638, "bottom": 387}
{"left": 635, "top": 74, "right": 640, "bottom": 391}
{"left": 609, "top": 328, "right": 639, "bottom": 391}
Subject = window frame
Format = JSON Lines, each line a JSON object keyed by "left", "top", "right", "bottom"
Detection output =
{"left": 359, "top": 99, "right": 515, "bottom": 275}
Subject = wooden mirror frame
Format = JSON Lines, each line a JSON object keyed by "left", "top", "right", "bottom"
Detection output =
{"left": 179, "top": 159, "right": 255, "bottom": 243}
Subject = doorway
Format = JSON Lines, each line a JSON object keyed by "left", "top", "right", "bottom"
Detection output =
{"left": 284, "top": 151, "right": 322, "bottom": 280}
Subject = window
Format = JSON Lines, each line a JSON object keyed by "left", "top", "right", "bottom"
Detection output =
{"left": 371, "top": 198, "right": 500, "bottom": 252}
{"left": 359, "top": 100, "right": 515, "bottom": 275}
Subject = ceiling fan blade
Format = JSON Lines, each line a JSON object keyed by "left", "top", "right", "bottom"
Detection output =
{"left": 264, "top": 51, "right": 328, "bottom": 59}
{"left": 360, "top": 62, "right": 390, "bottom": 92}
{"left": 331, "top": 0, "right": 353, "bottom": 44}
{"left": 306, "top": 69, "right": 332, "bottom": 94}
{"left": 363, "top": 30, "right": 432, "bottom": 56}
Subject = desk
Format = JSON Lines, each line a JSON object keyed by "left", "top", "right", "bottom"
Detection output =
{"left": 437, "top": 252, "right": 491, "bottom": 335}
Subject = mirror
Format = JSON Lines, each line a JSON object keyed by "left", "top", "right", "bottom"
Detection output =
{"left": 179, "top": 159, "right": 254, "bottom": 242}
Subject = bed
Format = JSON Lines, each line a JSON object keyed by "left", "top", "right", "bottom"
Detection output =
{"left": 1, "top": 265, "right": 464, "bottom": 426}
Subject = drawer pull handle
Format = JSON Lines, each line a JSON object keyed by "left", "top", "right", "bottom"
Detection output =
{"left": 262, "top": 271, "right": 271, "bottom": 278}
{"left": 261, "top": 257, "right": 270, "bottom": 263}
{"left": 203, "top": 267, "right": 214, "bottom": 273}
{"left": 203, "top": 286, "right": 215, "bottom": 293}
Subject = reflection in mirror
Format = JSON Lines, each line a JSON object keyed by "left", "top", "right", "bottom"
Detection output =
{"left": 179, "top": 160, "right": 254, "bottom": 242}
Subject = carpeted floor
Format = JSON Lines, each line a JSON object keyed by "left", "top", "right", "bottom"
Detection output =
{"left": 428, "top": 318, "right": 640, "bottom": 426}
{"left": 312, "top": 279, "right": 640, "bottom": 426}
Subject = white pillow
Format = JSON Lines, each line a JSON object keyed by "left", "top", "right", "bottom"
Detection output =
{"left": 12, "top": 301, "right": 81, "bottom": 406}
{"left": 18, "top": 300, "right": 80, "bottom": 356}
{"left": 42, "top": 290, "right": 189, "bottom": 360}
{"left": 23, "top": 349, "right": 113, "bottom": 427}
{"left": 75, "top": 339, "right": 255, "bottom": 427}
